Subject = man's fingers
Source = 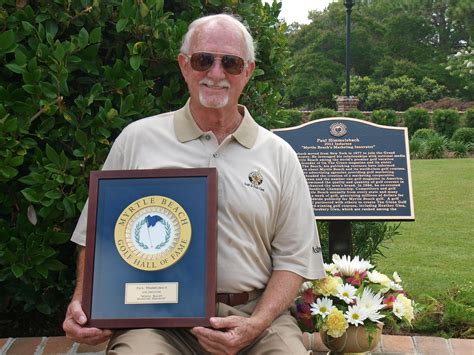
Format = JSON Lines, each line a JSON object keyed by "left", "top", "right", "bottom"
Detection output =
{"left": 69, "top": 300, "right": 87, "bottom": 325}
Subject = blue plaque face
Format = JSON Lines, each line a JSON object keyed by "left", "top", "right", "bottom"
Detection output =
{"left": 274, "top": 118, "right": 415, "bottom": 220}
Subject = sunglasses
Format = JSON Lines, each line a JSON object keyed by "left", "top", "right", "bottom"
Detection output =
{"left": 184, "top": 52, "right": 246, "bottom": 75}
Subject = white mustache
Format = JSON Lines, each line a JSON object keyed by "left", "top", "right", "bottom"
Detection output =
{"left": 199, "top": 78, "right": 230, "bottom": 88}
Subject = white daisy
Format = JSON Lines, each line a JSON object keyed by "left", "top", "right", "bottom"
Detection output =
{"left": 310, "top": 297, "right": 335, "bottom": 318}
{"left": 345, "top": 305, "right": 368, "bottom": 326}
{"left": 356, "top": 288, "right": 386, "bottom": 324}
{"left": 336, "top": 283, "right": 357, "bottom": 304}
{"left": 332, "top": 254, "right": 373, "bottom": 276}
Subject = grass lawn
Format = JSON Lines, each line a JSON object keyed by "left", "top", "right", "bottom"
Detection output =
{"left": 376, "top": 158, "right": 474, "bottom": 299}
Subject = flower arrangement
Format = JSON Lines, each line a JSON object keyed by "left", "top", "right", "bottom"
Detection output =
{"left": 296, "top": 255, "right": 415, "bottom": 339}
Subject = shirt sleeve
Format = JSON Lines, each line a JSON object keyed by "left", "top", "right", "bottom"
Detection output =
{"left": 271, "top": 146, "right": 325, "bottom": 280}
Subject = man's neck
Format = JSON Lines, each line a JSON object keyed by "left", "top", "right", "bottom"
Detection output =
{"left": 189, "top": 100, "right": 243, "bottom": 144}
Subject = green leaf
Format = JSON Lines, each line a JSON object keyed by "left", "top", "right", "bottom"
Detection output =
{"left": 45, "top": 190, "right": 62, "bottom": 199}
{"left": 155, "top": 0, "right": 164, "bottom": 11}
{"left": 0, "top": 166, "right": 18, "bottom": 179}
{"left": 46, "top": 144, "right": 61, "bottom": 165}
{"left": 6, "top": 63, "right": 26, "bottom": 74}
{"left": 22, "top": 84, "right": 41, "bottom": 95}
{"left": 11, "top": 264, "right": 25, "bottom": 278}
{"left": 63, "top": 197, "right": 75, "bottom": 217}
{"left": 116, "top": 19, "right": 128, "bottom": 32}
{"left": 53, "top": 43, "right": 65, "bottom": 61}
{"left": 21, "top": 21, "right": 36, "bottom": 34}
{"left": 75, "top": 129, "right": 88, "bottom": 148}
{"left": 21, "top": 187, "right": 42, "bottom": 203}
{"left": 0, "top": 30, "right": 17, "bottom": 54}
{"left": 36, "top": 303, "right": 52, "bottom": 315}
{"left": 49, "top": 232, "right": 71, "bottom": 245}
{"left": 78, "top": 28, "right": 89, "bottom": 48}
{"left": 36, "top": 264, "right": 48, "bottom": 278}
{"left": 90, "top": 27, "right": 102, "bottom": 44}
{"left": 140, "top": 3, "right": 149, "bottom": 17}
{"left": 130, "top": 55, "right": 142, "bottom": 70}
{"left": 44, "top": 259, "right": 66, "bottom": 271}
{"left": 10, "top": 155, "right": 24, "bottom": 167}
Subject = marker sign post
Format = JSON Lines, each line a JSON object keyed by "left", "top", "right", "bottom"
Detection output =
{"left": 273, "top": 118, "right": 414, "bottom": 256}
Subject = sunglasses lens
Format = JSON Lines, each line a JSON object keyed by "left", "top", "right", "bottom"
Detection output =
{"left": 190, "top": 53, "right": 214, "bottom": 71}
{"left": 222, "top": 55, "right": 245, "bottom": 75}
{"left": 189, "top": 53, "right": 245, "bottom": 75}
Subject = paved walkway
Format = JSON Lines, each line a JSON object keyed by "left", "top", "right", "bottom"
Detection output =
{"left": 1, "top": 333, "right": 472, "bottom": 354}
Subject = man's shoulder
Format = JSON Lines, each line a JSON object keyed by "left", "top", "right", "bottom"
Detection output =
{"left": 255, "top": 125, "right": 297, "bottom": 154}
{"left": 118, "top": 110, "right": 177, "bottom": 140}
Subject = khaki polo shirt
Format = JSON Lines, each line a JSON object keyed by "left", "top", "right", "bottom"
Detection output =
{"left": 71, "top": 101, "right": 324, "bottom": 292}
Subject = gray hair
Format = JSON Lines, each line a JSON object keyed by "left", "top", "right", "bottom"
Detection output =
{"left": 180, "top": 14, "right": 255, "bottom": 62}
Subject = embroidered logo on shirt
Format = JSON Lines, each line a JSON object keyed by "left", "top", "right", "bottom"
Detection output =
{"left": 244, "top": 169, "right": 265, "bottom": 192}
{"left": 312, "top": 246, "right": 322, "bottom": 254}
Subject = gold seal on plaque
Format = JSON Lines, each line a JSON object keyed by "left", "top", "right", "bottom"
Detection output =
{"left": 114, "top": 196, "right": 192, "bottom": 271}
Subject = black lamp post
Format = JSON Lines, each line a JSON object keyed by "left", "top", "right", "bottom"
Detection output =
{"left": 344, "top": 0, "right": 354, "bottom": 97}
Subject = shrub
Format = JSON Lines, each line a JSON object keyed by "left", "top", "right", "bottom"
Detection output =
{"left": 432, "top": 109, "right": 461, "bottom": 138}
{"left": 464, "top": 109, "right": 474, "bottom": 128}
{"left": 409, "top": 137, "right": 425, "bottom": 159}
{"left": 344, "top": 110, "right": 367, "bottom": 120}
{"left": 403, "top": 108, "right": 430, "bottom": 137}
{"left": 0, "top": 0, "right": 289, "bottom": 337}
{"left": 452, "top": 127, "right": 474, "bottom": 145}
{"left": 310, "top": 108, "right": 338, "bottom": 120}
{"left": 276, "top": 109, "right": 304, "bottom": 128}
{"left": 370, "top": 109, "right": 399, "bottom": 126}
{"left": 424, "top": 134, "right": 448, "bottom": 159}
{"left": 412, "top": 128, "right": 437, "bottom": 141}
{"left": 317, "top": 221, "right": 400, "bottom": 263}
{"left": 448, "top": 141, "right": 470, "bottom": 158}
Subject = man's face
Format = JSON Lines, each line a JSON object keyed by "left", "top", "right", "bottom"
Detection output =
{"left": 178, "top": 22, "right": 255, "bottom": 110}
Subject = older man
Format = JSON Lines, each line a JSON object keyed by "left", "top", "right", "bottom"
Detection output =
{"left": 63, "top": 14, "right": 324, "bottom": 354}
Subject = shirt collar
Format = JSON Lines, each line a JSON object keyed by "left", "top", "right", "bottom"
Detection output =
{"left": 174, "top": 99, "right": 259, "bottom": 149}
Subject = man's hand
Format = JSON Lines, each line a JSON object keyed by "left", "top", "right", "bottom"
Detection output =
{"left": 63, "top": 300, "right": 112, "bottom": 345}
{"left": 191, "top": 315, "right": 263, "bottom": 355}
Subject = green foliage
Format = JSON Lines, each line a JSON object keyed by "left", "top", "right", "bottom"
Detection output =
{"left": 275, "top": 109, "right": 303, "bottom": 128}
{"left": 309, "top": 108, "right": 338, "bottom": 121}
{"left": 463, "top": 109, "right": 474, "bottom": 128}
{"left": 412, "top": 283, "right": 474, "bottom": 338}
{"left": 448, "top": 140, "right": 470, "bottom": 158}
{"left": 344, "top": 110, "right": 367, "bottom": 120}
{"left": 285, "top": 0, "right": 468, "bottom": 109}
{"left": 370, "top": 109, "right": 399, "bottom": 126}
{"left": 409, "top": 137, "right": 425, "bottom": 159}
{"left": 452, "top": 127, "right": 474, "bottom": 145}
{"left": 348, "top": 75, "right": 445, "bottom": 111}
{"left": 412, "top": 128, "right": 437, "bottom": 141}
{"left": 453, "top": 127, "right": 474, "bottom": 144}
{"left": 0, "top": 0, "right": 289, "bottom": 335}
{"left": 424, "top": 134, "right": 448, "bottom": 159}
{"left": 409, "top": 129, "right": 449, "bottom": 159}
{"left": 432, "top": 109, "right": 461, "bottom": 138}
{"left": 316, "top": 221, "right": 400, "bottom": 264}
{"left": 403, "top": 108, "right": 430, "bottom": 137}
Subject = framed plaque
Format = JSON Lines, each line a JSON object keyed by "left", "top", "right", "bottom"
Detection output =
{"left": 82, "top": 168, "right": 217, "bottom": 328}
